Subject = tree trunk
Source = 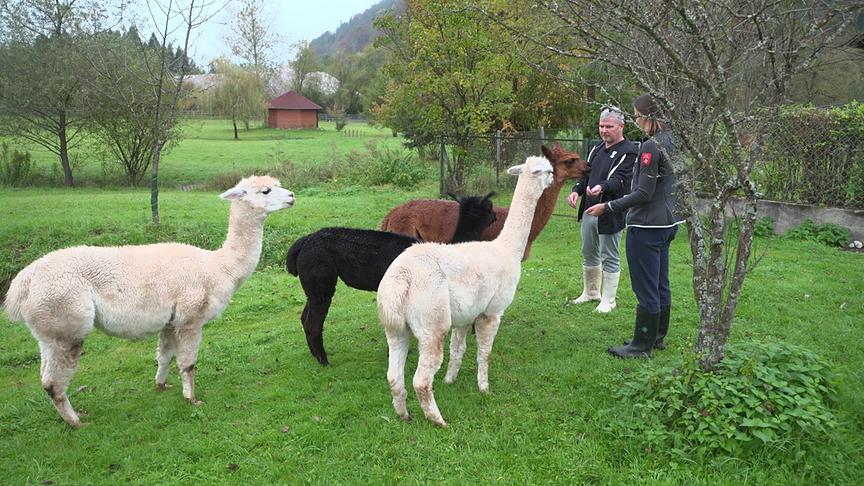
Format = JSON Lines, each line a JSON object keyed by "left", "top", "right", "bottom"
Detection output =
{"left": 150, "top": 142, "right": 163, "bottom": 225}
{"left": 58, "top": 111, "right": 74, "bottom": 187}
{"left": 232, "top": 115, "right": 239, "bottom": 140}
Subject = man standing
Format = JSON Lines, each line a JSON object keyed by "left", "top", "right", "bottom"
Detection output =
{"left": 567, "top": 106, "right": 637, "bottom": 313}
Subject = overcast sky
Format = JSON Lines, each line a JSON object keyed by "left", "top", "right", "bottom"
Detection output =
{"left": 137, "top": 0, "right": 381, "bottom": 67}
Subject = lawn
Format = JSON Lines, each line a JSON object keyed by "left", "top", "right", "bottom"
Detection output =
{"left": 1, "top": 123, "right": 862, "bottom": 484}
{"left": 12, "top": 119, "right": 402, "bottom": 187}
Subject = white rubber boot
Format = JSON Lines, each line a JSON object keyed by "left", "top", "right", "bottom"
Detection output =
{"left": 570, "top": 265, "right": 601, "bottom": 305}
{"left": 595, "top": 271, "right": 620, "bottom": 313}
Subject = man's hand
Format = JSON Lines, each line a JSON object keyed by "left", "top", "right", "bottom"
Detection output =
{"left": 567, "top": 192, "right": 580, "bottom": 209}
{"left": 586, "top": 184, "right": 603, "bottom": 197}
{"left": 586, "top": 203, "right": 607, "bottom": 216}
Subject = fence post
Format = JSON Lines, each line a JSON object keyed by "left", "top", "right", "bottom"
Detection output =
{"left": 495, "top": 130, "right": 501, "bottom": 186}
{"left": 439, "top": 136, "right": 446, "bottom": 197}
{"left": 540, "top": 127, "right": 545, "bottom": 142}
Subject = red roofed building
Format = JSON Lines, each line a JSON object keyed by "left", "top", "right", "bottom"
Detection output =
{"left": 267, "top": 91, "right": 323, "bottom": 129}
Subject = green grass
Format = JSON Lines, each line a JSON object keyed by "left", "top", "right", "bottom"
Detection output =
{"left": 1, "top": 124, "right": 863, "bottom": 484}
{"left": 10, "top": 119, "right": 402, "bottom": 187}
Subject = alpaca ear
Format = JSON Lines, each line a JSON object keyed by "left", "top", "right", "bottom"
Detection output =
{"left": 484, "top": 191, "right": 496, "bottom": 200}
{"left": 447, "top": 191, "right": 460, "bottom": 202}
{"left": 540, "top": 145, "right": 552, "bottom": 159}
{"left": 507, "top": 164, "right": 524, "bottom": 176}
{"left": 219, "top": 187, "right": 246, "bottom": 200}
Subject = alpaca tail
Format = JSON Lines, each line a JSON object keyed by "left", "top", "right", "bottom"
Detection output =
{"left": 376, "top": 269, "right": 410, "bottom": 333}
{"left": 4, "top": 266, "right": 32, "bottom": 323}
{"left": 286, "top": 235, "right": 309, "bottom": 276}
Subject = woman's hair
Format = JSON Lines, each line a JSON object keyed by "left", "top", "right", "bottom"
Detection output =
{"left": 634, "top": 93, "right": 663, "bottom": 136}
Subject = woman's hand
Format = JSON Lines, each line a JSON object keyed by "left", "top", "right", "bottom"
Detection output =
{"left": 586, "top": 203, "right": 606, "bottom": 216}
{"left": 567, "top": 192, "right": 579, "bottom": 209}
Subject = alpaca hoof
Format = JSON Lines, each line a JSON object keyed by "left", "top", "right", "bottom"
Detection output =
{"left": 444, "top": 375, "right": 456, "bottom": 384}
{"left": 156, "top": 383, "right": 172, "bottom": 391}
{"left": 398, "top": 413, "right": 412, "bottom": 422}
{"left": 431, "top": 417, "right": 448, "bottom": 428}
{"left": 478, "top": 384, "right": 490, "bottom": 394}
{"left": 187, "top": 398, "right": 204, "bottom": 406}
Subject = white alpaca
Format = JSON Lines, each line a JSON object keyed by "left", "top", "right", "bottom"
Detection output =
{"left": 377, "top": 156, "right": 554, "bottom": 427}
{"left": 3, "top": 175, "right": 294, "bottom": 427}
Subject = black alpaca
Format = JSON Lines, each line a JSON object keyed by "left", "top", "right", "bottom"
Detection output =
{"left": 286, "top": 192, "right": 496, "bottom": 365}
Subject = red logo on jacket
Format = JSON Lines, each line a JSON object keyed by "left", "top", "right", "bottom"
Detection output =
{"left": 640, "top": 153, "right": 652, "bottom": 166}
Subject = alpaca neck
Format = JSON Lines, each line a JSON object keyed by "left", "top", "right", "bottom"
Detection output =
{"left": 496, "top": 177, "right": 543, "bottom": 259}
{"left": 216, "top": 202, "right": 267, "bottom": 288}
{"left": 528, "top": 178, "right": 565, "bottom": 243}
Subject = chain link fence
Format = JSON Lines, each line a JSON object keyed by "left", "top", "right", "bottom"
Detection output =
{"left": 755, "top": 105, "right": 864, "bottom": 209}
{"left": 436, "top": 129, "right": 600, "bottom": 196}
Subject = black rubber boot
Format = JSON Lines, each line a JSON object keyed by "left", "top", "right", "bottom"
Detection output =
{"left": 624, "top": 304, "right": 670, "bottom": 350}
{"left": 654, "top": 305, "right": 670, "bottom": 350}
{"left": 608, "top": 307, "right": 660, "bottom": 358}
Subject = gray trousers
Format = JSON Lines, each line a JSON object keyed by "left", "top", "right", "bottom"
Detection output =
{"left": 580, "top": 213, "right": 623, "bottom": 273}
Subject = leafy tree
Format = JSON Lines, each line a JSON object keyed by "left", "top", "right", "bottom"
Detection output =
{"left": 372, "top": 0, "right": 516, "bottom": 185}
{"left": 372, "top": 0, "right": 586, "bottom": 185}
{"left": 226, "top": 0, "right": 276, "bottom": 90}
{"left": 210, "top": 57, "right": 265, "bottom": 139}
{"left": 289, "top": 40, "right": 321, "bottom": 94}
{"left": 0, "top": 0, "right": 105, "bottom": 187}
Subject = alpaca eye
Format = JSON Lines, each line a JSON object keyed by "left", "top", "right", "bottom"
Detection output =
{"left": 262, "top": 188, "right": 271, "bottom": 195}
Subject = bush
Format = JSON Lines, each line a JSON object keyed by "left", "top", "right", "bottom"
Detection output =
{"left": 784, "top": 219, "right": 852, "bottom": 247}
{"left": 754, "top": 216, "right": 775, "bottom": 237}
{"left": 342, "top": 141, "right": 428, "bottom": 190}
{"left": 204, "top": 141, "right": 430, "bottom": 192}
{"left": 0, "top": 143, "right": 35, "bottom": 187}
{"left": 612, "top": 341, "right": 838, "bottom": 458}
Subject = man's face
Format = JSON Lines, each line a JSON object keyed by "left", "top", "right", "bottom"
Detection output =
{"left": 598, "top": 116, "right": 624, "bottom": 145}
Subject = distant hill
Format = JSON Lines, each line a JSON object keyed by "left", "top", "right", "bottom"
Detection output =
{"left": 309, "top": 0, "right": 402, "bottom": 58}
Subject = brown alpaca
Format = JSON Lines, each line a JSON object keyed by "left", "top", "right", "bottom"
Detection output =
{"left": 379, "top": 144, "right": 589, "bottom": 260}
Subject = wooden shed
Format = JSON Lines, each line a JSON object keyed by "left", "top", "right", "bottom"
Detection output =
{"left": 267, "top": 91, "right": 323, "bottom": 129}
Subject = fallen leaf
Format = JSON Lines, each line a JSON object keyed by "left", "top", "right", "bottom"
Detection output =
{"left": 227, "top": 463, "right": 239, "bottom": 472}
{"left": 313, "top": 415, "right": 322, "bottom": 423}
{"left": 281, "top": 426, "right": 291, "bottom": 433}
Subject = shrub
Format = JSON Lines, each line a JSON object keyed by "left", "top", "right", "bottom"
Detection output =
{"left": 342, "top": 141, "right": 428, "bottom": 190}
{"left": 204, "top": 141, "right": 430, "bottom": 192}
{"left": 754, "top": 216, "right": 775, "bottom": 237}
{"left": 0, "top": 143, "right": 35, "bottom": 187}
{"left": 611, "top": 341, "right": 838, "bottom": 459}
{"left": 784, "top": 219, "right": 852, "bottom": 247}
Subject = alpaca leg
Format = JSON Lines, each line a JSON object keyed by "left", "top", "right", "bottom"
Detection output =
{"left": 175, "top": 326, "right": 204, "bottom": 405}
{"left": 155, "top": 327, "right": 177, "bottom": 389}
{"left": 299, "top": 272, "right": 337, "bottom": 366}
{"left": 414, "top": 330, "right": 447, "bottom": 427}
{"left": 444, "top": 326, "right": 469, "bottom": 384}
{"left": 474, "top": 313, "right": 502, "bottom": 393}
{"left": 303, "top": 296, "right": 333, "bottom": 366}
{"left": 39, "top": 340, "right": 85, "bottom": 427}
{"left": 385, "top": 327, "right": 412, "bottom": 422}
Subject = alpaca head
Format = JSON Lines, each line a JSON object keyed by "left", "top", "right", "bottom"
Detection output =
{"left": 219, "top": 175, "right": 295, "bottom": 213}
{"left": 540, "top": 144, "right": 589, "bottom": 183}
{"left": 507, "top": 156, "right": 554, "bottom": 196}
{"left": 448, "top": 191, "right": 497, "bottom": 228}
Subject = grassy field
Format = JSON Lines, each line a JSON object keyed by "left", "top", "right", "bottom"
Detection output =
{"left": 1, "top": 123, "right": 862, "bottom": 484}
{"left": 14, "top": 119, "right": 402, "bottom": 187}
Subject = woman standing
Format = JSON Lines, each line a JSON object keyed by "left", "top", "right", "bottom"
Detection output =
{"left": 585, "top": 94, "right": 684, "bottom": 358}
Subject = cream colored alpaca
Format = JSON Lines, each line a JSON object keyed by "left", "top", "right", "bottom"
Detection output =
{"left": 3, "top": 176, "right": 294, "bottom": 427}
{"left": 376, "top": 156, "right": 554, "bottom": 427}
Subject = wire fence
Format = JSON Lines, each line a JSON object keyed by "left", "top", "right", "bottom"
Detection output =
{"left": 435, "top": 120, "right": 864, "bottom": 210}
{"left": 434, "top": 129, "right": 601, "bottom": 196}
{"left": 755, "top": 109, "right": 864, "bottom": 209}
